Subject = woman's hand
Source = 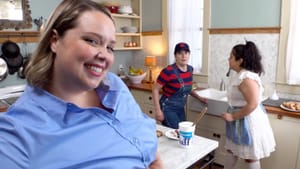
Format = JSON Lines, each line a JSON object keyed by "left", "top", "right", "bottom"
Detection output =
{"left": 221, "top": 112, "right": 234, "bottom": 122}
{"left": 190, "top": 90, "right": 208, "bottom": 104}
{"left": 155, "top": 109, "right": 164, "bottom": 122}
{"left": 148, "top": 153, "right": 165, "bottom": 169}
{"left": 199, "top": 97, "right": 207, "bottom": 104}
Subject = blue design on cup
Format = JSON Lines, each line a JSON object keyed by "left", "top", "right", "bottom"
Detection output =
{"left": 179, "top": 131, "right": 193, "bottom": 146}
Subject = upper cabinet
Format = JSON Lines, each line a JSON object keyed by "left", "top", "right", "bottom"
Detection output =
{"left": 142, "top": 0, "right": 161, "bottom": 32}
{"left": 100, "top": 0, "right": 142, "bottom": 51}
{"left": 0, "top": 0, "right": 143, "bottom": 50}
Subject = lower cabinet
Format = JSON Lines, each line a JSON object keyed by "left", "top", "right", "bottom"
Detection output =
{"left": 187, "top": 111, "right": 227, "bottom": 165}
{"left": 260, "top": 114, "right": 300, "bottom": 169}
{"left": 131, "top": 89, "right": 156, "bottom": 119}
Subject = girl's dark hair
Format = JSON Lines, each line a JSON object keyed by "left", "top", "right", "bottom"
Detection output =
{"left": 232, "top": 41, "right": 264, "bottom": 76}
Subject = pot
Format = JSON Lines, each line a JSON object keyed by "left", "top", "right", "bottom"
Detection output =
{"left": 18, "top": 56, "right": 30, "bottom": 79}
{"left": 0, "top": 58, "right": 8, "bottom": 81}
{"left": 1, "top": 41, "right": 23, "bottom": 75}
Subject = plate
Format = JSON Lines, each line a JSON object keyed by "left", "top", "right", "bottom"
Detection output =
{"left": 165, "top": 129, "right": 179, "bottom": 140}
{"left": 280, "top": 104, "right": 300, "bottom": 112}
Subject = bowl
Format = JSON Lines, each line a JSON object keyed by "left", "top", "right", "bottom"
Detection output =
{"left": 118, "top": 5, "right": 133, "bottom": 14}
{"left": 121, "top": 26, "right": 138, "bottom": 33}
{"left": 127, "top": 72, "right": 147, "bottom": 84}
{"left": 105, "top": 5, "right": 119, "bottom": 13}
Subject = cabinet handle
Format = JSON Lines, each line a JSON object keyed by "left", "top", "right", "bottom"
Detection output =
{"left": 148, "top": 96, "right": 152, "bottom": 100}
{"left": 213, "top": 133, "right": 221, "bottom": 138}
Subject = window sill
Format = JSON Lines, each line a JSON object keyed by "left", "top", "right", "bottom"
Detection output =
{"left": 276, "top": 82, "right": 300, "bottom": 95}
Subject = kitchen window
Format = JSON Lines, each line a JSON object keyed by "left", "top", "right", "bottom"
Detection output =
{"left": 166, "top": 0, "right": 204, "bottom": 74}
{"left": 277, "top": 0, "right": 300, "bottom": 94}
{"left": 285, "top": 0, "right": 300, "bottom": 85}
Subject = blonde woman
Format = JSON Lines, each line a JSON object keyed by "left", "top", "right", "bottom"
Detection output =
{"left": 0, "top": 0, "right": 163, "bottom": 168}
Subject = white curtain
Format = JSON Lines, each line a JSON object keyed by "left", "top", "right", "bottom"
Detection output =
{"left": 286, "top": 0, "right": 300, "bottom": 84}
{"left": 167, "top": 0, "right": 203, "bottom": 73}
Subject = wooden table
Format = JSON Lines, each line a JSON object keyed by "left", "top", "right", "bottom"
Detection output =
{"left": 157, "top": 125, "right": 219, "bottom": 169}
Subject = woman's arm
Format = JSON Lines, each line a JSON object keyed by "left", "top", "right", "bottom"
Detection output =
{"left": 222, "top": 78, "right": 260, "bottom": 121}
{"left": 152, "top": 82, "right": 164, "bottom": 122}
{"left": 190, "top": 90, "right": 207, "bottom": 104}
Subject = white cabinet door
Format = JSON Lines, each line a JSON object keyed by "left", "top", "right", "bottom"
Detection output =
{"left": 131, "top": 89, "right": 145, "bottom": 109}
{"left": 188, "top": 111, "right": 227, "bottom": 165}
{"left": 188, "top": 110, "right": 300, "bottom": 169}
{"left": 196, "top": 125, "right": 227, "bottom": 165}
{"left": 131, "top": 89, "right": 156, "bottom": 119}
{"left": 296, "top": 146, "right": 300, "bottom": 169}
{"left": 260, "top": 114, "right": 300, "bottom": 169}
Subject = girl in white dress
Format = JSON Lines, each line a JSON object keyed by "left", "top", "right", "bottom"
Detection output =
{"left": 221, "top": 41, "right": 276, "bottom": 169}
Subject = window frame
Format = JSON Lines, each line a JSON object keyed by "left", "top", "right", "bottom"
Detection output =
{"left": 276, "top": 0, "right": 300, "bottom": 94}
{"left": 162, "top": 0, "right": 210, "bottom": 82}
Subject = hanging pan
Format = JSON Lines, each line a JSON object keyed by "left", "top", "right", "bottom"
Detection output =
{"left": 0, "top": 57, "right": 8, "bottom": 81}
{"left": 1, "top": 41, "right": 23, "bottom": 75}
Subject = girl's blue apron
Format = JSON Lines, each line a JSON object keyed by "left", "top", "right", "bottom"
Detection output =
{"left": 226, "top": 104, "right": 266, "bottom": 145}
{"left": 159, "top": 65, "right": 192, "bottom": 129}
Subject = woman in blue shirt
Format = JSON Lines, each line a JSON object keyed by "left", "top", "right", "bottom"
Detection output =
{"left": 0, "top": 0, "right": 163, "bottom": 168}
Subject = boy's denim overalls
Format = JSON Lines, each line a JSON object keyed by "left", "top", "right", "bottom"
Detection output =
{"left": 159, "top": 65, "right": 192, "bottom": 129}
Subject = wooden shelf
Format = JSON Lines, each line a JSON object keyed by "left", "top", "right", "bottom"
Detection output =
{"left": 208, "top": 27, "right": 281, "bottom": 34}
{"left": 116, "top": 33, "right": 141, "bottom": 36}
{"left": 112, "top": 13, "right": 140, "bottom": 19}
{"left": 0, "top": 31, "right": 40, "bottom": 43}
{"left": 115, "top": 47, "right": 142, "bottom": 50}
{"left": 111, "top": 0, "right": 142, "bottom": 50}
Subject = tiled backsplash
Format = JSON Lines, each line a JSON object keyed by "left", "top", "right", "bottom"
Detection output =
{"left": 208, "top": 33, "right": 299, "bottom": 100}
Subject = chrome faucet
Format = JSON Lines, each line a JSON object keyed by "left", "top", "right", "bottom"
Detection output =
{"left": 219, "top": 79, "right": 226, "bottom": 91}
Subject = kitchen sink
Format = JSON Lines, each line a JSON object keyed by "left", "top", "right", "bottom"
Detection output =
{"left": 3, "top": 96, "right": 19, "bottom": 105}
{"left": 192, "top": 88, "right": 268, "bottom": 116}
{"left": 0, "top": 85, "right": 24, "bottom": 106}
{"left": 194, "top": 88, "right": 228, "bottom": 116}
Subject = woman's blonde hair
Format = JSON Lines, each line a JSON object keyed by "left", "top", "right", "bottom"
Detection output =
{"left": 25, "top": 0, "right": 113, "bottom": 88}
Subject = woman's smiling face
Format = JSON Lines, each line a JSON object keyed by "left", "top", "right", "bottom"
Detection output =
{"left": 50, "top": 10, "right": 116, "bottom": 91}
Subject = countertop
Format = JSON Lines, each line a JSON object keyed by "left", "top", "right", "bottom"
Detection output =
{"left": 2, "top": 82, "right": 299, "bottom": 119}
{"left": 157, "top": 124, "right": 218, "bottom": 169}
{"left": 127, "top": 82, "right": 300, "bottom": 119}
{"left": 126, "top": 81, "right": 155, "bottom": 92}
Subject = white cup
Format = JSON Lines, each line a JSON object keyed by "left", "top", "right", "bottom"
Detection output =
{"left": 178, "top": 121, "right": 196, "bottom": 148}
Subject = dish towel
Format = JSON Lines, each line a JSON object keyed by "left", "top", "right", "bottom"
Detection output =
{"left": 226, "top": 106, "right": 252, "bottom": 145}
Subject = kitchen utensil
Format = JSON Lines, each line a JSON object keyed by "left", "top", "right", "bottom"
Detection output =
{"left": 18, "top": 56, "right": 31, "bottom": 79}
{"left": 192, "top": 106, "right": 208, "bottom": 126}
{"left": 0, "top": 58, "right": 8, "bottom": 81}
{"left": 226, "top": 68, "right": 231, "bottom": 77}
{"left": 1, "top": 41, "right": 23, "bottom": 75}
